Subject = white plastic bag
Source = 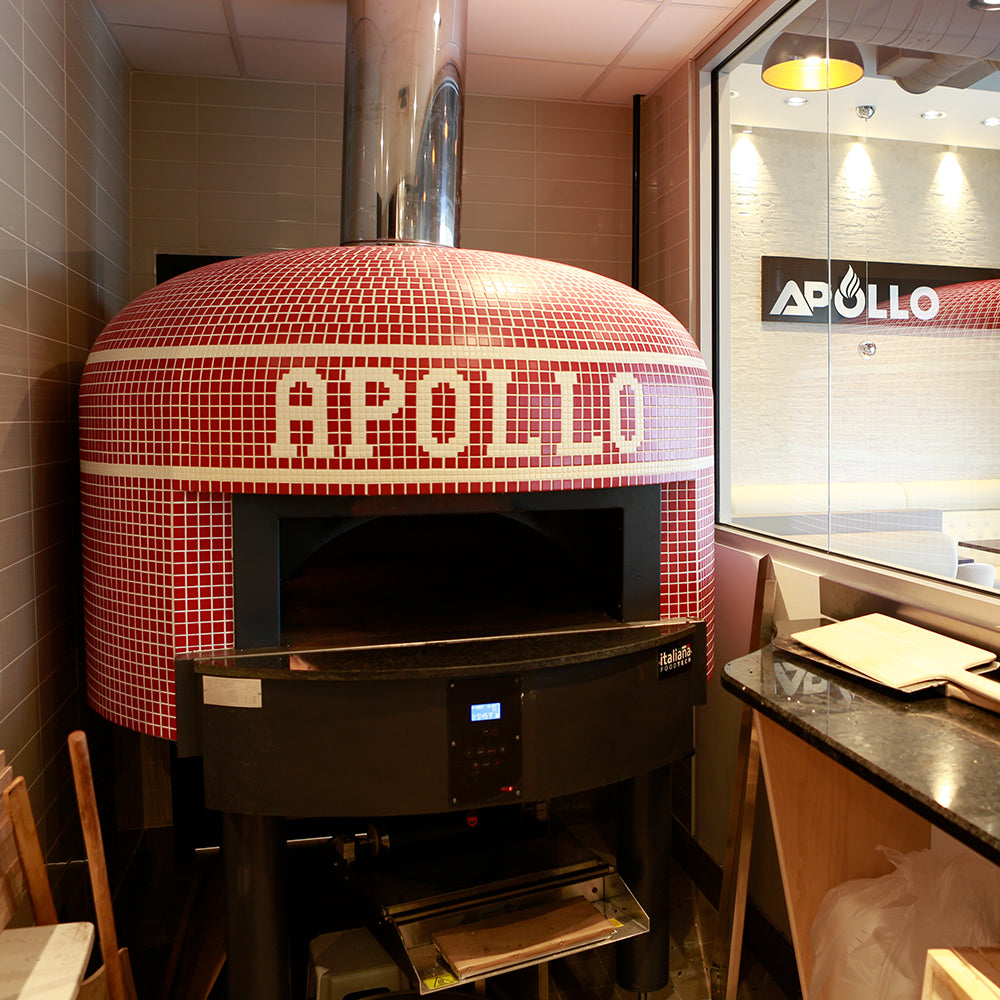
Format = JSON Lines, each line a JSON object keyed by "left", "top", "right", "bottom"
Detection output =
{"left": 810, "top": 844, "right": 1000, "bottom": 1000}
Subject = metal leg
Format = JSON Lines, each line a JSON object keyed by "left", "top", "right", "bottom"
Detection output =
{"left": 222, "top": 812, "right": 290, "bottom": 1000}
{"left": 615, "top": 765, "right": 672, "bottom": 994}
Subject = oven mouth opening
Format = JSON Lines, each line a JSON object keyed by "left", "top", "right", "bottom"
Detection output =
{"left": 230, "top": 486, "right": 664, "bottom": 653}
{"left": 280, "top": 510, "right": 624, "bottom": 649}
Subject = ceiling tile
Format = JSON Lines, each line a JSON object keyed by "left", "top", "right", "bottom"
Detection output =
{"left": 624, "top": 2, "right": 737, "bottom": 65}
{"left": 98, "top": 0, "right": 228, "bottom": 32}
{"left": 586, "top": 66, "right": 677, "bottom": 104}
{"left": 110, "top": 25, "right": 241, "bottom": 76}
{"left": 230, "top": 0, "right": 346, "bottom": 43}
{"left": 90, "top": 0, "right": 738, "bottom": 101}
{"left": 468, "top": 0, "right": 659, "bottom": 63}
{"left": 241, "top": 37, "right": 346, "bottom": 84}
{"left": 466, "top": 55, "right": 608, "bottom": 103}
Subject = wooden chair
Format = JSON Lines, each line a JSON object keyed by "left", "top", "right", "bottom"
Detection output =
{"left": 1, "top": 732, "right": 138, "bottom": 1000}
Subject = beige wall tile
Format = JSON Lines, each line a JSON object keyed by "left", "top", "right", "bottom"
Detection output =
{"left": 131, "top": 216, "right": 198, "bottom": 252}
{"left": 0, "top": 600, "right": 35, "bottom": 667}
{"left": 0, "top": 101, "right": 25, "bottom": 169}
{"left": 316, "top": 86, "right": 343, "bottom": 114}
{"left": 197, "top": 218, "right": 318, "bottom": 253}
{"left": 198, "top": 133, "right": 316, "bottom": 167}
{"left": 536, "top": 151, "right": 631, "bottom": 184}
{"left": 132, "top": 74, "right": 198, "bottom": 104}
{"left": 461, "top": 229, "right": 536, "bottom": 257}
{"left": 537, "top": 126, "right": 630, "bottom": 158}
{"left": 132, "top": 187, "right": 197, "bottom": 220}
{"left": 198, "top": 76, "right": 315, "bottom": 112}
{"left": 536, "top": 205, "right": 631, "bottom": 236}
{"left": 0, "top": 512, "right": 33, "bottom": 572}
{"left": 201, "top": 162, "right": 309, "bottom": 196}
{"left": 465, "top": 95, "right": 535, "bottom": 126}
{"left": 461, "top": 174, "right": 534, "bottom": 205}
{"left": 464, "top": 121, "right": 535, "bottom": 152}
{"left": 133, "top": 159, "right": 198, "bottom": 191}
{"left": 461, "top": 202, "right": 535, "bottom": 232}
{"left": 536, "top": 231, "right": 631, "bottom": 263}
{"left": 198, "top": 190, "right": 317, "bottom": 225}
{"left": 199, "top": 105, "right": 316, "bottom": 140}
{"left": 0, "top": 421, "right": 30, "bottom": 473}
{"left": 132, "top": 100, "right": 198, "bottom": 133}
{"left": 462, "top": 147, "right": 534, "bottom": 178}
{"left": 0, "top": 649, "right": 40, "bottom": 720}
{"left": 0, "top": 375, "right": 28, "bottom": 424}
{"left": 0, "top": 3, "right": 130, "bottom": 824}
{"left": 133, "top": 130, "right": 198, "bottom": 162}
{"left": 535, "top": 101, "right": 629, "bottom": 133}
{"left": 535, "top": 178, "right": 628, "bottom": 210}
{"left": 316, "top": 113, "right": 343, "bottom": 143}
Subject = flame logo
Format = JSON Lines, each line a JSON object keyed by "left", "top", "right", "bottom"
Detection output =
{"left": 838, "top": 265, "right": 862, "bottom": 302}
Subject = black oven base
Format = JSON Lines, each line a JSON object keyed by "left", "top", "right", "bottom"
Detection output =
{"left": 178, "top": 621, "right": 702, "bottom": 816}
{"left": 176, "top": 621, "right": 703, "bottom": 1000}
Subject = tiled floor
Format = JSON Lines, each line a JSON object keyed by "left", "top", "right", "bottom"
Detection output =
{"left": 120, "top": 829, "right": 794, "bottom": 1000}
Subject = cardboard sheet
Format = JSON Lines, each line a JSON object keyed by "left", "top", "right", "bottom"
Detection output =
{"left": 431, "top": 895, "right": 614, "bottom": 978}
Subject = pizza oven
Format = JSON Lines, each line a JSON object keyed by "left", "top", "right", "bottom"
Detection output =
{"left": 78, "top": 3, "right": 715, "bottom": 999}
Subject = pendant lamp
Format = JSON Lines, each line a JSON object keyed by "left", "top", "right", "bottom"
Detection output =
{"left": 761, "top": 32, "right": 864, "bottom": 90}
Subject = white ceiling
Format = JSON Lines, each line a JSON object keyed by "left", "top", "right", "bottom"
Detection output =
{"left": 89, "top": 0, "right": 747, "bottom": 106}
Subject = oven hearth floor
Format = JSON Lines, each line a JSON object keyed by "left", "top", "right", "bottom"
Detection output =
{"left": 114, "top": 829, "right": 795, "bottom": 1000}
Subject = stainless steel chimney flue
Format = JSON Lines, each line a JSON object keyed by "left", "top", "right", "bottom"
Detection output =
{"left": 341, "top": 0, "right": 466, "bottom": 246}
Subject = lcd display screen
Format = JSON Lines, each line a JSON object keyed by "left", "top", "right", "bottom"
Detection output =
{"left": 470, "top": 701, "right": 502, "bottom": 722}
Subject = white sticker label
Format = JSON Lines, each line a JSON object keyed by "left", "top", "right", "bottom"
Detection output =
{"left": 202, "top": 675, "right": 262, "bottom": 709}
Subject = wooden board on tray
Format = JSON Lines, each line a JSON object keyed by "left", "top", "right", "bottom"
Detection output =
{"left": 431, "top": 895, "right": 614, "bottom": 978}
{"left": 791, "top": 613, "right": 1000, "bottom": 707}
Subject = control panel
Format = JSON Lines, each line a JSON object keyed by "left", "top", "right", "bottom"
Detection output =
{"left": 446, "top": 674, "right": 522, "bottom": 808}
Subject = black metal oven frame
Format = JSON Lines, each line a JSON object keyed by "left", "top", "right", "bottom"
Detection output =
{"left": 175, "top": 485, "right": 705, "bottom": 1000}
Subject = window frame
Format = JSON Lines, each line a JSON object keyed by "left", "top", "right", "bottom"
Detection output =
{"left": 695, "top": 0, "right": 1000, "bottom": 627}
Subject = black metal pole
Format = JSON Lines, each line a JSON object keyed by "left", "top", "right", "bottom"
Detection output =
{"left": 222, "top": 812, "right": 290, "bottom": 1000}
{"left": 615, "top": 764, "right": 673, "bottom": 993}
{"left": 631, "top": 93, "right": 643, "bottom": 290}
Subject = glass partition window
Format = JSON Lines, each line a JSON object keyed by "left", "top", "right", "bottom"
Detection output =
{"left": 714, "top": 0, "right": 1000, "bottom": 591}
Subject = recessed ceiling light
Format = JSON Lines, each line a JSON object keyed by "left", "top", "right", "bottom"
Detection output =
{"left": 982, "top": 116, "right": 1000, "bottom": 127}
{"left": 784, "top": 96, "right": 809, "bottom": 106}
{"left": 969, "top": 0, "right": 1000, "bottom": 11}
{"left": 920, "top": 109, "right": 947, "bottom": 120}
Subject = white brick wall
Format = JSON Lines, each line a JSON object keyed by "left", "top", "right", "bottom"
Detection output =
{"left": 725, "top": 126, "right": 1000, "bottom": 488}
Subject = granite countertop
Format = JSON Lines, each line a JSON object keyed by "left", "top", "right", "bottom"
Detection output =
{"left": 180, "top": 619, "right": 697, "bottom": 680}
{"left": 723, "top": 642, "right": 1000, "bottom": 866}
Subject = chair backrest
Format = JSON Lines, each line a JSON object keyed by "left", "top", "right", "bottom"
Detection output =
{"left": 68, "top": 730, "right": 137, "bottom": 1000}
{"left": 0, "top": 752, "right": 28, "bottom": 927}
{"left": 0, "top": 737, "right": 138, "bottom": 1000}
{"left": 0, "top": 751, "right": 58, "bottom": 928}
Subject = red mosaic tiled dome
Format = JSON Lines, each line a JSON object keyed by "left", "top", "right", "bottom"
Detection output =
{"left": 80, "top": 242, "right": 715, "bottom": 738}
{"left": 863, "top": 278, "right": 1000, "bottom": 332}
{"left": 81, "top": 243, "right": 710, "bottom": 494}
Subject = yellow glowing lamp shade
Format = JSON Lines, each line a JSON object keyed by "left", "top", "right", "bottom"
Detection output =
{"left": 761, "top": 33, "right": 864, "bottom": 91}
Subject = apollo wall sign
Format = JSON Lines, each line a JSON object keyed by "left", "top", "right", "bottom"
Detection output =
{"left": 761, "top": 257, "right": 998, "bottom": 324}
